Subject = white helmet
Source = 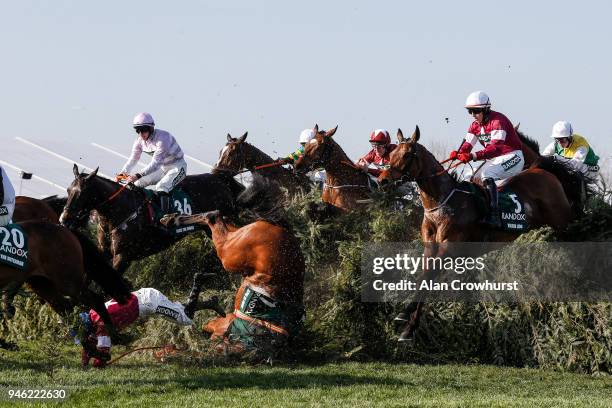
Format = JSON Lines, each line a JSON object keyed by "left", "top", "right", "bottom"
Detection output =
{"left": 551, "top": 121, "right": 573, "bottom": 139}
{"left": 465, "top": 91, "right": 491, "bottom": 108}
{"left": 133, "top": 112, "right": 155, "bottom": 128}
{"left": 299, "top": 129, "right": 315, "bottom": 144}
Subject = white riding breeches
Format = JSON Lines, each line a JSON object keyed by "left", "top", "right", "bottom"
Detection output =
{"left": 475, "top": 150, "right": 524, "bottom": 185}
{"left": 135, "top": 159, "right": 187, "bottom": 193}
{"left": 134, "top": 288, "right": 194, "bottom": 326}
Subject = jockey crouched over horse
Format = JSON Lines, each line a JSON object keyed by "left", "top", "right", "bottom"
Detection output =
{"left": 379, "top": 91, "right": 586, "bottom": 341}
{"left": 59, "top": 112, "right": 244, "bottom": 276}
{"left": 162, "top": 174, "right": 305, "bottom": 358}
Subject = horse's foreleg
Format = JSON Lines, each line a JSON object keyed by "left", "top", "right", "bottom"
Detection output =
{"left": 81, "top": 289, "right": 122, "bottom": 344}
{"left": 396, "top": 239, "right": 440, "bottom": 342}
{"left": 1, "top": 282, "right": 21, "bottom": 319}
{"left": 112, "top": 253, "right": 130, "bottom": 275}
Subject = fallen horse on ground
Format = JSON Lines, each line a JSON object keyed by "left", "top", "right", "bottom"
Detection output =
{"left": 162, "top": 175, "right": 305, "bottom": 359}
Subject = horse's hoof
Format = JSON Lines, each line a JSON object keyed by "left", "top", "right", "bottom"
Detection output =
{"left": 394, "top": 312, "right": 409, "bottom": 322}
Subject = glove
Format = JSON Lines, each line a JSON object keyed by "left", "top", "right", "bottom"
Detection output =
{"left": 115, "top": 173, "right": 127, "bottom": 182}
{"left": 448, "top": 150, "right": 458, "bottom": 160}
{"left": 457, "top": 153, "right": 473, "bottom": 163}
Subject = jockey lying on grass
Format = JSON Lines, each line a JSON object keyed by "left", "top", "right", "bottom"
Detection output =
{"left": 448, "top": 91, "right": 524, "bottom": 228}
{"left": 75, "top": 280, "right": 224, "bottom": 368}
{"left": 0, "top": 166, "right": 16, "bottom": 227}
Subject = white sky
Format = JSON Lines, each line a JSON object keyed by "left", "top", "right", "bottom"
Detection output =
{"left": 2, "top": 1, "right": 611, "bottom": 196}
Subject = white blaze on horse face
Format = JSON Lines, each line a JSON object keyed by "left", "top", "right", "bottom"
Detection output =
{"left": 309, "top": 139, "right": 318, "bottom": 146}
{"left": 216, "top": 145, "right": 230, "bottom": 167}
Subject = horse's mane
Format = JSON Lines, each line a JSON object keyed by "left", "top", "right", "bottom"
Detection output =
{"left": 516, "top": 129, "right": 540, "bottom": 153}
{"left": 235, "top": 174, "right": 290, "bottom": 229}
{"left": 42, "top": 195, "right": 68, "bottom": 216}
{"left": 242, "top": 141, "right": 274, "bottom": 163}
{"left": 327, "top": 135, "right": 354, "bottom": 164}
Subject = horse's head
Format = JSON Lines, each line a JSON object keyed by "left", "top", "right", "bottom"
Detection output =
{"left": 214, "top": 132, "right": 249, "bottom": 172}
{"left": 59, "top": 164, "right": 105, "bottom": 228}
{"left": 378, "top": 126, "right": 422, "bottom": 186}
{"left": 294, "top": 124, "right": 338, "bottom": 172}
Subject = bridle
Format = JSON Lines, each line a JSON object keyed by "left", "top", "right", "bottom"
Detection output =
{"left": 63, "top": 177, "right": 132, "bottom": 223}
{"left": 391, "top": 141, "right": 463, "bottom": 182}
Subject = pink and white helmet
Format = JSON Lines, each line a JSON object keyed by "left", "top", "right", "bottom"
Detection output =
{"left": 133, "top": 112, "right": 155, "bottom": 128}
{"left": 465, "top": 91, "right": 491, "bottom": 108}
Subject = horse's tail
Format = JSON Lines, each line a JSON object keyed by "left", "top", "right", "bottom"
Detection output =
{"left": 534, "top": 156, "right": 587, "bottom": 217}
{"left": 42, "top": 195, "right": 67, "bottom": 217}
{"left": 72, "top": 230, "right": 131, "bottom": 304}
{"left": 236, "top": 174, "right": 287, "bottom": 226}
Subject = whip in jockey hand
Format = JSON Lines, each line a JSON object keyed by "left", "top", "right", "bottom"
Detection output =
{"left": 356, "top": 129, "right": 397, "bottom": 177}
{"left": 542, "top": 121, "right": 600, "bottom": 182}
{"left": 74, "top": 277, "right": 225, "bottom": 368}
{"left": 0, "top": 166, "right": 16, "bottom": 227}
{"left": 117, "top": 113, "right": 187, "bottom": 214}
{"left": 453, "top": 91, "right": 524, "bottom": 228}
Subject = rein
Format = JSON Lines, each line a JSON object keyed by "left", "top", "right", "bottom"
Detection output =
{"left": 106, "top": 344, "right": 183, "bottom": 366}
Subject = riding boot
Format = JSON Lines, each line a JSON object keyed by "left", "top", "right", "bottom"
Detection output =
{"left": 483, "top": 178, "right": 502, "bottom": 228}
{"left": 196, "top": 296, "right": 226, "bottom": 318}
{"left": 158, "top": 191, "right": 171, "bottom": 214}
{"left": 183, "top": 272, "right": 206, "bottom": 319}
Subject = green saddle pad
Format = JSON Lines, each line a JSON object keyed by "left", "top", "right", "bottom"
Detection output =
{"left": 498, "top": 189, "right": 529, "bottom": 231}
{"left": 143, "top": 188, "right": 201, "bottom": 236}
{"left": 227, "top": 286, "right": 304, "bottom": 351}
{"left": 0, "top": 224, "right": 28, "bottom": 270}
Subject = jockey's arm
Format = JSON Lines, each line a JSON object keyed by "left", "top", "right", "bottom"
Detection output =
{"left": 542, "top": 141, "right": 556, "bottom": 157}
{"left": 458, "top": 133, "right": 477, "bottom": 154}
{"left": 572, "top": 146, "right": 589, "bottom": 163}
{"left": 120, "top": 139, "right": 143, "bottom": 175}
{"left": 475, "top": 140, "right": 505, "bottom": 160}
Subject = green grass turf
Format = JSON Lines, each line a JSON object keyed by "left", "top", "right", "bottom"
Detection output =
{"left": 0, "top": 342, "right": 610, "bottom": 407}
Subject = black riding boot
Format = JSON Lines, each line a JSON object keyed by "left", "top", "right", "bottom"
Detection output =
{"left": 182, "top": 273, "right": 223, "bottom": 319}
{"left": 158, "top": 191, "right": 171, "bottom": 214}
{"left": 483, "top": 178, "right": 502, "bottom": 228}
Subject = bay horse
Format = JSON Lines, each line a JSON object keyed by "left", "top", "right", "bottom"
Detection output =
{"left": 13, "top": 196, "right": 63, "bottom": 224}
{"left": 0, "top": 221, "right": 130, "bottom": 349}
{"left": 294, "top": 124, "right": 371, "bottom": 211}
{"left": 378, "top": 126, "right": 581, "bottom": 341}
{"left": 214, "top": 132, "right": 312, "bottom": 195}
{"left": 161, "top": 175, "right": 305, "bottom": 357}
{"left": 60, "top": 165, "right": 244, "bottom": 275}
